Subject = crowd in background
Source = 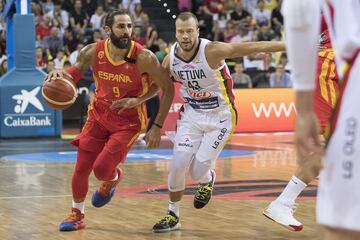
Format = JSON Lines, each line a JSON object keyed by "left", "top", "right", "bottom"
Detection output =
{"left": 0, "top": 0, "right": 292, "bottom": 88}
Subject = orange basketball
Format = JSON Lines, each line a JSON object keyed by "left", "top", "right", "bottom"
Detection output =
{"left": 42, "top": 74, "right": 77, "bottom": 110}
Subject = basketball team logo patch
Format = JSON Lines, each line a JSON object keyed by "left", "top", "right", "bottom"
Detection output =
{"left": 98, "top": 51, "right": 104, "bottom": 59}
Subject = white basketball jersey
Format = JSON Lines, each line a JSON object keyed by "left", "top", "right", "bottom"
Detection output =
{"left": 169, "top": 38, "right": 237, "bottom": 118}
{"left": 322, "top": 0, "right": 360, "bottom": 77}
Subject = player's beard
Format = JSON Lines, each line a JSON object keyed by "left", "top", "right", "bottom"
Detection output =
{"left": 110, "top": 32, "right": 130, "bottom": 49}
{"left": 178, "top": 39, "right": 197, "bottom": 52}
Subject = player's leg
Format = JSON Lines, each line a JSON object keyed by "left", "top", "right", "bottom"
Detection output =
{"left": 59, "top": 119, "right": 107, "bottom": 231}
{"left": 153, "top": 116, "right": 202, "bottom": 233}
{"left": 91, "top": 129, "right": 139, "bottom": 208}
{"left": 263, "top": 58, "right": 339, "bottom": 231}
{"left": 190, "top": 112, "right": 234, "bottom": 209}
{"left": 317, "top": 55, "right": 360, "bottom": 240}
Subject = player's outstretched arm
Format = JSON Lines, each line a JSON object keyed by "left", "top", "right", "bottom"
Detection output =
{"left": 206, "top": 41, "right": 286, "bottom": 63}
{"left": 137, "top": 50, "right": 175, "bottom": 148}
{"left": 44, "top": 43, "right": 96, "bottom": 83}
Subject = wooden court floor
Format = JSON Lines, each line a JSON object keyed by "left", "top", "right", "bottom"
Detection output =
{"left": 0, "top": 133, "right": 324, "bottom": 240}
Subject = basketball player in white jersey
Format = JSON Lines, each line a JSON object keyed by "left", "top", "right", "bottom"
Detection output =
{"left": 282, "top": 0, "right": 360, "bottom": 239}
{"left": 152, "top": 12, "right": 286, "bottom": 233}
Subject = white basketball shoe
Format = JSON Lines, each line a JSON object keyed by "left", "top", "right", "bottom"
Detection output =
{"left": 263, "top": 200, "right": 303, "bottom": 231}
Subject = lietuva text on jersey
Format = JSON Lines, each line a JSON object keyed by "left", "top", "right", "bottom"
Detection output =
{"left": 169, "top": 38, "right": 236, "bottom": 113}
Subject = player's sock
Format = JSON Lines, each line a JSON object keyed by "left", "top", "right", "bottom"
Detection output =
{"left": 72, "top": 200, "right": 85, "bottom": 214}
{"left": 168, "top": 201, "right": 180, "bottom": 217}
{"left": 276, "top": 176, "right": 307, "bottom": 203}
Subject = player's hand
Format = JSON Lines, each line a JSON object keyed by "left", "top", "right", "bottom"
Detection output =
{"left": 295, "top": 111, "right": 324, "bottom": 164}
{"left": 44, "top": 70, "right": 70, "bottom": 82}
{"left": 110, "top": 98, "right": 141, "bottom": 114}
{"left": 145, "top": 126, "right": 161, "bottom": 149}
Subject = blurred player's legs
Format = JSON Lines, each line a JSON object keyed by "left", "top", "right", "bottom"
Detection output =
{"left": 264, "top": 46, "right": 339, "bottom": 231}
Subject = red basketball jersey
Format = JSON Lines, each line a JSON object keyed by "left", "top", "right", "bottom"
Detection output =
{"left": 92, "top": 39, "right": 150, "bottom": 103}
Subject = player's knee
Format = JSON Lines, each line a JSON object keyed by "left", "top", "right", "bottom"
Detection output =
{"left": 93, "top": 161, "right": 112, "bottom": 181}
{"left": 189, "top": 159, "right": 211, "bottom": 181}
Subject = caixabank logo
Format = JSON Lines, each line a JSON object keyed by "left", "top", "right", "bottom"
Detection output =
{"left": 3, "top": 87, "right": 52, "bottom": 127}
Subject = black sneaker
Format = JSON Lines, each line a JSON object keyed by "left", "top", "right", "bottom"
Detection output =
{"left": 193, "top": 170, "right": 216, "bottom": 209}
{"left": 153, "top": 210, "right": 181, "bottom": 233}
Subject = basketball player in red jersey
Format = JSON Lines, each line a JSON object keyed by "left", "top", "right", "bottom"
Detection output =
{"left": 263, "top": 29, "right": 340, "bottom": 231}
{"left": 45, "top": 10, "right": 174, "bottom": 231}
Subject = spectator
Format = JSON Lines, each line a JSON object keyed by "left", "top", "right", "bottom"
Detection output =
{"left": 36, "top": 15, "right": 52, "bottom": 41}
{"left": 270, "top": 0, "right": 283, "bottom": 35}
{"left": 63, "top": 60, "right": 71, "bottom": 71}
{"left": 133, "top": 3, "right": 145, "bottom": 26}
{"left": 252, "top": 66, "right": 274, "bottom": 87}
{"left": 90, "top": 5, "right": 105, "bottom": 30}
{"left": 120, "top": 0, "right": 141, "bottom": 15}
{"left": 43, "top": 60, "right": 55, "bottom": 73}
{"left": 35, "top": 47, "right": 47, "bottom": 70}
{"left": 241, "top": 0, "right": 258, "bottom": 14}
{"left": 141, "top": 14, "right": 159, "bottom": 52}
{"left": 223, "top": 21, "right": 236, "bottom": 43}
{"left": 243, "top": 53, "right": 266, "bottom": 70}
{"left": 264, "top": 0, "right": 278, "bottom": 12}
{"left": 0, "top": 58, "right": 7, "bottom": 76}
{"left": 84, "top": 29, "right": 103, "bottom": 44}
{"left": 69, "top": 0, "right": 89, "bottom": 35}
{"left": 252, "top": 0, "right": 271, "bottom": 27}
{"left": 46, "top": 0, "right": 69, "bottom": 33}
{"left": 231, "top": 63, "right": 252, "bottom": 88}
{"left": 212, "top": 7, "right": 231, "bottom": 41}
{"left": 230, "top": 25, "right": 252, "bottom": 43}
{"left": 178, "top": 0, "right": 192, "bottom": 11}
{"left": 53, "top": 49, "right": 67, "bottom": 69}
{"left": 64, "top": 28, "right": 80, "bottom": 56}
{"left": 44, "top": 26, "right": 64, "bottom": 58}
{"left": 269, "top": 64, "right": 292, "bottom": 88}
{"left": 132, "top": 25, "right": 147, "bottom": 46}
{"left": 230, "top": 1, "right": 252, "bottom": 26}
{"left": 41, "top": 0, "right": 54, "bottom": 14}
{"left": 257, "top": 25, "right": 275, "bottom": 41}
{"left": 68, "top": 42, "right": 85, "bottom": 65}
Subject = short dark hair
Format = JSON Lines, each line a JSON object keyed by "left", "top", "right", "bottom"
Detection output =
{"left": 176, "top": 12, "right": 199, "bottom": 27}
{"left": 104, "top": 10, "right": 131, "bottom": 28}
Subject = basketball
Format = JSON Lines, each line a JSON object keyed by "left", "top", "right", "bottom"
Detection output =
{"left": 42, "top": 74, "right": 78, "bottom": 110}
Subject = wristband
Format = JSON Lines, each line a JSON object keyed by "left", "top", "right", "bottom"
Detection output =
{"left": 66, "top": 66, "right": 84, "bottom": 83}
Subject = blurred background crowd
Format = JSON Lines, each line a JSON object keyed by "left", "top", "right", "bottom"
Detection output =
{"left": 0, "top": 0, "right": 291, "bottom": 89}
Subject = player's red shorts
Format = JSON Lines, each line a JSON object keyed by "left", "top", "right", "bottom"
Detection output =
{"left": 71, "top": 99, "right": 146, "bottom": 163}
{"left": 313, "top": 49, "right": 339, "bottom": 134}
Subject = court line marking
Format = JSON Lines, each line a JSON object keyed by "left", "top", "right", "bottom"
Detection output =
{"left": 0, "top": 194, "right": 72, "bottom": 200}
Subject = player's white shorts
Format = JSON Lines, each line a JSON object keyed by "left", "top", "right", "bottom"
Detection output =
{"left": 174, "top": 106, "right": 236, "bottom": 164}
{"left": 317, "top": 55, "right": 360, "bottom": 232}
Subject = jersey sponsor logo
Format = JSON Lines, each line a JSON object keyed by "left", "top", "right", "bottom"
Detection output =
{"left": 98, "top": 51, "right": 104, "bottom": 59}
{"left": 184, "top": 97, "right": 219, "bottom": 109}
{"left": 212, "top": 128, "right": 228, "bottom": 149}
{"left": 98, "top": 71, "right": 133, "bottom": 83}
{"left": 176, "top": 69, "right": 206, "bottom": 81}
{"left": 187, "top": 89, "right": 211, "bottom": 100}
{"left": 342, "top": 117, "right": 357, "bottom": 179}
{"left": 178, "top": 137, "right": 193, "bottom": 148}
{"left": 183, "top": 64, "right": 195, "bottom": 69}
